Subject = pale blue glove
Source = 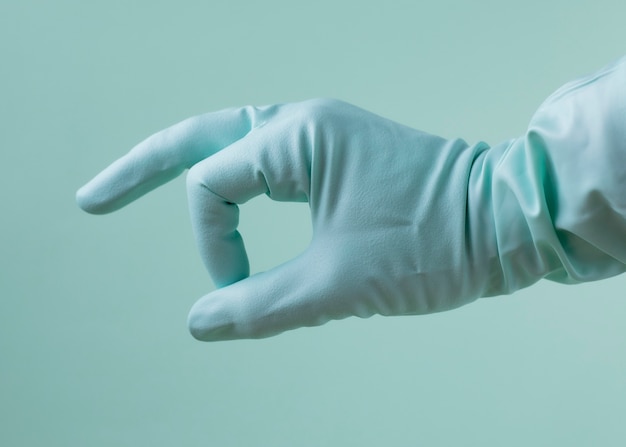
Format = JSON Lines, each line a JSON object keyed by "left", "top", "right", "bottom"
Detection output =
{"left": 77, "top": 57, "right": 626, "bottom": 341}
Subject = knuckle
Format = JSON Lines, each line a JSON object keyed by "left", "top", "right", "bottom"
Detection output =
{"left": 185, "top": 164, "right": 204, "bottom": 189}
{"left": 299, "top": 98, "right": 341, "bottom": 121}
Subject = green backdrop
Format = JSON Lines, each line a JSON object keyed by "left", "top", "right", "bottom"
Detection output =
{"left": 2, "top": 1, "right": 625, "bottom": 446}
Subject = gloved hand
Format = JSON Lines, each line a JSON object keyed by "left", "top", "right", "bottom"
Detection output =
{"left": 77, "top": 58, "right": 626, "bottom": 341}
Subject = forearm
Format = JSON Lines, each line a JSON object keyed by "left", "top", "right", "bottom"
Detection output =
{"left": 468, "top": 57, "right": 626, "bottom": 297}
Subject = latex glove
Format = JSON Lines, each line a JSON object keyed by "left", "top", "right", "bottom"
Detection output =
{"left": 77, "top": 58, "right": 626, "bottom": 341}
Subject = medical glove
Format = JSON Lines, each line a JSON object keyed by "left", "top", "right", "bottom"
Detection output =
{"left": 77, "top": 58, "right": 626, "bottom": 341}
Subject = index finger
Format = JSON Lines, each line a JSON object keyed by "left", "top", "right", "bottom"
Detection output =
{"left": 76, "top": 105, "right": 269, "bottom": 214}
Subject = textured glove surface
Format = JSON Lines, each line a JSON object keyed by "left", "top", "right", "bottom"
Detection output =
{"left": 468, "top": 56, "right": 626, "bottom": 296}
{"left": 77, "top": 58, "right": 626, "bottom": 341}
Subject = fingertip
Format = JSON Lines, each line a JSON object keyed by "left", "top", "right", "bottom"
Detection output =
{"left": 187, "top": 305, "right": 211, "bottom": 341}
{"left": 187, "top": 297, "right": 235, "bottom": 342}
{"left": 75, "top": 183, "right": 111, "bottom": 215}
{"left": 76, "top": 184, "right": 97, "bottom": 214}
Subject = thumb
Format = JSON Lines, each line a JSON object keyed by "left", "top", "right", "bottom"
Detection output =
{"left": 187, "top": 248, "right": 356, "bottom": 341}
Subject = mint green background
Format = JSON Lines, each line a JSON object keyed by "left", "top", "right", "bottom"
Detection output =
{"left": 2, "top": 1, "right": 625, "bottom": 446}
